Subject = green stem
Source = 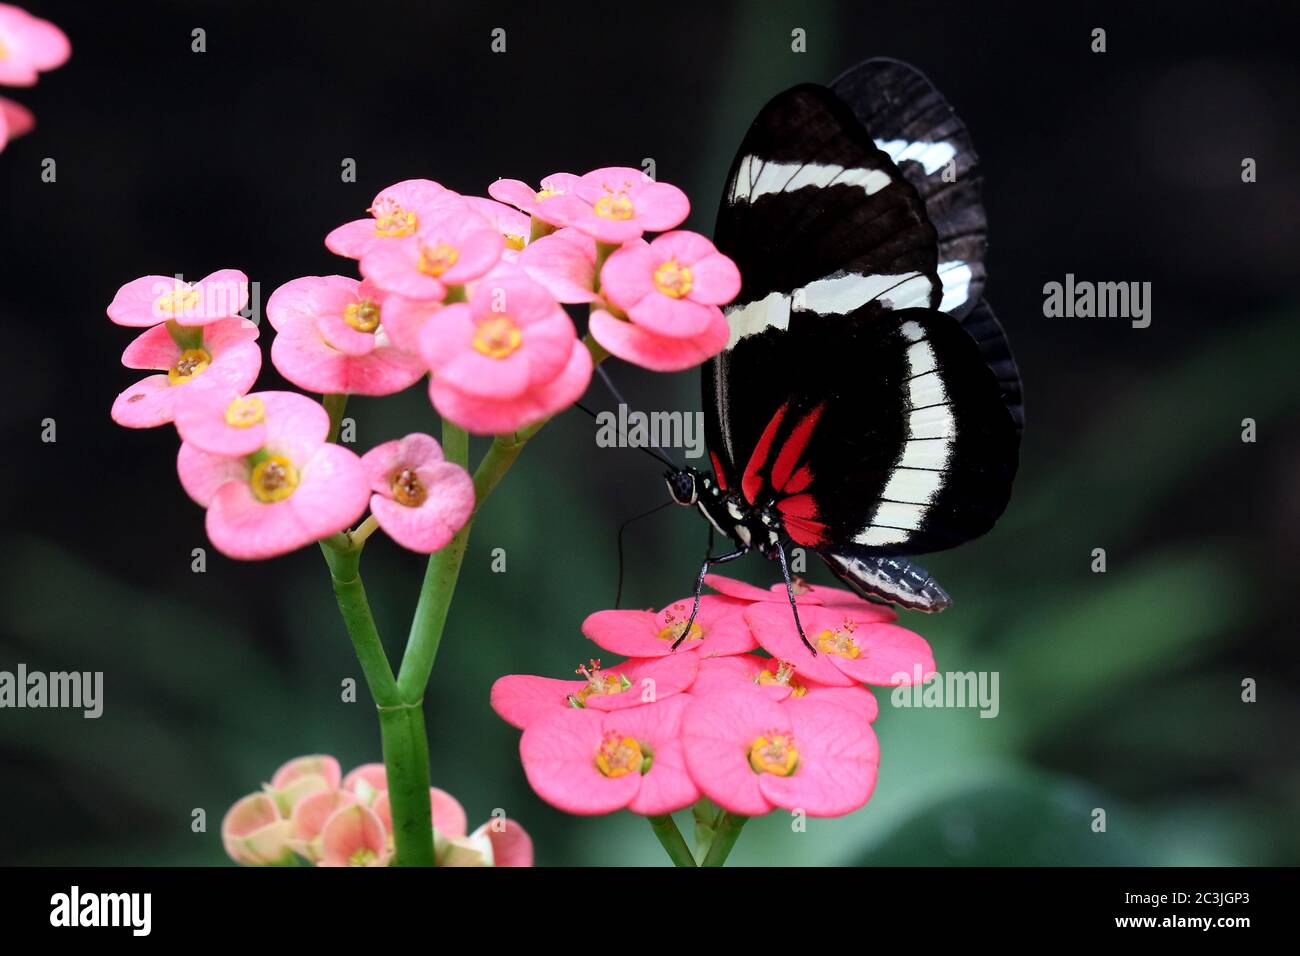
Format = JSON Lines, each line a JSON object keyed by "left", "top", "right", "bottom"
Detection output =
{"left": 318, "top": 539, "right": 436, "bottom": 867}
{"left": 700, "top": 812, "right": 748, "bottom": 866}
{"left": 318, "top": 542, "right": 397, "bottom": 707}
{"left": 647, "top": 814, "right": 697, "bottom": 867}
{"left": 323, "top": 393, "right": 348, "bottom": 443}
{"left": 377, "top": 702, "right": 436, "bottom": 866}
{"left": 395, "top": 420, "right": 471, "bottom": 701}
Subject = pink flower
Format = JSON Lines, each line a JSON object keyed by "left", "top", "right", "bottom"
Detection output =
{"left": 222, "top": 793, "right": 294, "bottom": 866}
{"left": 107, "top": 269, "right": 250, "bottom": 328}
{"left": 268, "top": 754, "right": 342, "bottom": 813}
{"left": 173, "top": 384, "right": 272, "bottom": 457}
{"left": 601, "top": 232, "right": 741, "bottom": 337}
{"left": 488, "top": 172, "right": 582, "bottom": 225}
{"left": 704, "top": 572, "right": 899, "bottom": 621}
{"left": 518, "top": 227, "right": 598, "bottom": 303}
{"left": 520, "top": 696, "right": 699, "bottom": 815}
{"left": 377, "top": 294, "right": 442, "bottom": 353}
{"left": 588, "top": 306, "right": 728, "bottom": 372}
{"left": 289, "top": 789, "right": 358, "bottom": 862}
{"left": 454, "top": 817, "right": 534, "bottom": 868}
{"left": 318, "top": 803, "right": 391, "bottom": 867}
{"left": 582, "top": 594, "right": 756, "bottom": 658}
{"left": 341, "top": 763, "right": 388, "bottom": 803}
{"left": 548, "top": 166, "right": 689, "bottom": 243}
{"left": 360, "top": 195, "right": 503, "bottom": 300}
{"left": 111, "top": 317, "right": 261, "bottom": 429}
{"left": 464, "top": 196, "right": 531, "bottom": 259}
{"left": 175, "top": 391, "right": 370, "bottom": 560}
{"left": 744, "top": 602, "right": 935, "bottom": 688}
{"left": 360, "top": 433, "right": 475, "bottom": 553}
{"left": 0, "top": 4, "right": 70, "bottom": 86}
{"left": 0, "top": 95, "right": 34, "bottom": 148}
{"left": 690, "top": 654, "right": 879, "bottom": 723}
{"left": 490, "top": 655, "right": 699, "bottom": 730}
{"left": 419, "top": 270, "right": 592, "bottom": 435}
{"left": 325, "top": 178, "right": 449, "bottom": 259}
{"left": 682, "top": 692, "right": 879, "bottom": 817}
{"left": 266, "top": 275, "right": 425, "bottom": 396}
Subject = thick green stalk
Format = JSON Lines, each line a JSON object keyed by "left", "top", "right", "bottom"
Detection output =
{"left": 700, "top": 812, "right": 748, "bottom": 866}
{"left": 320, "top": 538, "right": 436, "bottom": 866}
{"left": 647, "top": 814, "right": 697, "bottom": 867}
{"left": 377, "top": 702, "right": 436, "bottom": 866}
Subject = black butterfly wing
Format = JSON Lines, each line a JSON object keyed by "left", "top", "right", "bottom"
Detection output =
{"left": 706, "top": 83, "right": 942, "bottom": 489}
{"left": 831, "top": 58, "right": 987, "bottom": 320}
{"left": 707, "top": 79, "right": 1020, "bottom": 563}
{"left": 733, "top": 309, "right": 1018, "bottom": 557}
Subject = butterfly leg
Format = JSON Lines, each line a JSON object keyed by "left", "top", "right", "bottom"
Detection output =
{"left": 775, "top": 542, "right": 815, "bottom": 655}
{"left": 673, "top": 543, "right": 749, "bottom": 650}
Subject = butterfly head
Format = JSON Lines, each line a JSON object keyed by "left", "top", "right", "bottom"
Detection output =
{"left": 663, "top": 467, "right": 700, "bottom": 507}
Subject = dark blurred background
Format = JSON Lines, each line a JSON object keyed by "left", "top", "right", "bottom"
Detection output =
{"left": 1, "top": 0, "right": 1297, "bottom": 865}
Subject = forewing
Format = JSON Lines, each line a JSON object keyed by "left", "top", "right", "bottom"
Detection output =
{"left": 831, "top": 58, "right": 986, "bottom": 319}
{"left": 706, "top": 83, "right": 942, "bottom": 484}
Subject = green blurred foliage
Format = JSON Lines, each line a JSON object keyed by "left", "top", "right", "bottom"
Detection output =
{"left": 3, "top": 0, "right": 1297, "bottom": 867}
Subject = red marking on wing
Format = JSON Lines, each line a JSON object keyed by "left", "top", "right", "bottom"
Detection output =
{"left": 784, "top": 464, "right": 815, "bottom": 494}
{"left": 709, "top": 450, "right": 728, "bottom": 491}
{"left": 771, "top": 404, "right": 825, "bottom": 491}
{"left": 741, "top": 401, "right": 789, "bottom": 504}
{"left": 778, "top": 493, "right": 829, "bottom": 546}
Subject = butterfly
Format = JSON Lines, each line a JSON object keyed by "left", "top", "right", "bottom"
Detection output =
{"left": 662, "top": 59, "right": 1024, "bottom": 653}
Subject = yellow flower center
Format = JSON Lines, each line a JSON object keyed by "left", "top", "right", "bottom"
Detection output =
{"left": 418, "top": 242, "right": 460, "bottom": 277}
{"left": 755, "top": 661, "right": 808, "bottom": 696}
{"left": 156, "top": 287, "right": 201, "bottom": 316}
{"left": 343, "top": 298, "right": 381, "bottom": 332}
{"left": 652, "top": 260, "right": 693, "bottom": 298}
{"left": 657, "top": 613, "right": 703, "bottom": 644}
{"left": 472, "top": 315, "right": 522, "bottom": 359}
{"left": 571, "top": 660, "right": 631, "bottom": 705}
{"left": 348, "top": 847, "right": 378, "bottom": 867}
{"left": 594, "top": 193, "right": 635, "bottom": 220}
{"left": 168, "top": 348, "right": 212, "bottom": 385}
{"left": 224, "top": 396, "right": 266, "bottom": 428}
{"left": 534, "top": 186, "right": 563, "bottom": 201}
{"left": 595, "top": 734, "right": 644, "bottom": 779}
{"left": 505, "top": 233, "right": 527, "bottom": 251}
{"left": 816, "top": 624, "right": 861, "bottom": 659}
{"left": 250, "top": 456, "right": 300, "bottom": 503}
{"left": 748, "top": 733, "right": 799, "bottom": 776}
{"left": 391, "top": 468, "right": 426, "bottom": 507}
{"left": 371, "top": 200, "right": 417, "bottom": 238}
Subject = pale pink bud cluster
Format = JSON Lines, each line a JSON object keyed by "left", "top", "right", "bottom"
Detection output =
{"left": 222, "top": 755, "right": 533, "bottom": 867}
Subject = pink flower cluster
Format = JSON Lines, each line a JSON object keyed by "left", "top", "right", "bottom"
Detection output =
{"left": 222, "top": 755, "right": 533, "bottom": 867}
{"left": 491, "top": 575, "right": 936, "bottom": 819}
{"left": 106, "top": 266, "right": 476, "bottom": 559}
{"left": 497, "top": 168, "right": 742, "bottom": 371}
{"left": 105, "top": 170, "right": 736, "bottom": 556}
{"left": 0, "top": 4, "right": 69, "bottom": 151}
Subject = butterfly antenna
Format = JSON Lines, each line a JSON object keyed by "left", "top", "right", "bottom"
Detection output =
{"left": 597, "top": 365, "right": 682, "bottom": 468}
{"left": 573, "top": 400, "right": 676, "bottom": 469}
{"left": 614, "top": 500, "right": 674, "bottom": 608}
